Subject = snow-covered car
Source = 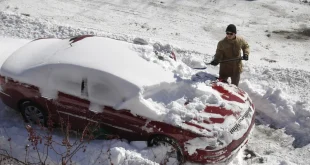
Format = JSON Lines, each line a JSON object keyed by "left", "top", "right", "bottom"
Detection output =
{"left": 0, "top": 35, "right": 255, "bottom": 164}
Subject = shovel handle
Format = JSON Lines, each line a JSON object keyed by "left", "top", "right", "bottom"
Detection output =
{"left": 219, "top": 57, "right": 243, "bottom": 63}
{"left": 193, "top": 57, "right": 243, "bottom": 70}
{"left": 204, "top": 57, "right": 243, "bottom": 65}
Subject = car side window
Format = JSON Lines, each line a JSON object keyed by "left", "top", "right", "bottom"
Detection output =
{"left": 88, "top": 82, "right": 122, "bottom": 107}
{"left": 50, "top": 66, "right": 88, "bottom": 98}
{"left": 54, "top": 78, "right": 82, "bottom": 97}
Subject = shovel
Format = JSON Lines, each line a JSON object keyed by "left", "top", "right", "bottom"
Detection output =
{"left": 192, "top": 57, "right": 243, "bottom": 70}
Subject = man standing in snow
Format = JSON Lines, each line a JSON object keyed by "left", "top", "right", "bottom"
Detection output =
{"left": 210, "top": 24, "right": 250, "bottom": 86}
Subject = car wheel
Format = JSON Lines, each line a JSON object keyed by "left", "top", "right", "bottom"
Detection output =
{"left": 20, "top": 101, "right": 47, "bottom": 126}
{"left": 148, "top": 135, "right": 184, "bottom": 164}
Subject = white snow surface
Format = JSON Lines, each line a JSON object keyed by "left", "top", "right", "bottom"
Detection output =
{"left": 0, "top": 0, "right": 310, "bottom": 165}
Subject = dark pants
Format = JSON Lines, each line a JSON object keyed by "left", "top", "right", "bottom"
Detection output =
{"left": 219, "top": 73, "right": 240, "bottom": 86}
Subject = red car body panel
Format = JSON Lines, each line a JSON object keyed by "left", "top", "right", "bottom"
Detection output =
{"left": 0, "top": 37, "right": 256, "bottom": 164}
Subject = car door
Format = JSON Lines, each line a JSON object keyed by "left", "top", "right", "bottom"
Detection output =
{"left": 87, "top": 74, "right": 149, "bottom": 140}
{"left": 56, "top": 90, "right": 93, "bottom": 131}
{"left": 103, "top": 106, "right": 150, "bottom": 141}
{"left": 49, "top": 67, "right": 97, "bottom": 132}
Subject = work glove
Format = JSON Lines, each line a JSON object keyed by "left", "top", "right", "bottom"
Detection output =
{"left": 242, "top": 54, "right": 249, "bottom": 61}
{"left": 210, "top": 60, "right": 219, "bottom": 66}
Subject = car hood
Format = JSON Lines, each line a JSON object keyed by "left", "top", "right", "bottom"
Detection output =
{"left": 179, "top": 82, "right": 255, "bottom": 144}
{"left": 159, "top": 81, "right": 254, "bottom": 137}
{"left": 130, "top": 80, "right": 254, "bottom": 136}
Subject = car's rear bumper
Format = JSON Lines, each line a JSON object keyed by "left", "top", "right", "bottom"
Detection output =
{"left": 0, "top": 90, "right": 18, "bottom": 110}
{"left": 0, "top": 81, "right": 19, "bottom": 110}
{"left": 186, "top": 114, "right": 255, "bottom": 164}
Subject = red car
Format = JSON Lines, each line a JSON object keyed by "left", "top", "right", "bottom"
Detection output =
{"left": 0, "top": 35, "right": 255, "bottom": 164}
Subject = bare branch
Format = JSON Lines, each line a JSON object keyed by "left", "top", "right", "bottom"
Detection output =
{"left": 0, "top": 153, "right": 28, "bottom": 165}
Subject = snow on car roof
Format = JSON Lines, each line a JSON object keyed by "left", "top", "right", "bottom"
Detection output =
{"left": 0, "top": 36, "right": 176, "bottom": 87}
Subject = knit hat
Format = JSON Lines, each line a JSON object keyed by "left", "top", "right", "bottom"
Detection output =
{"left": 226, "top": 24, "right": 237, "bottom": 34}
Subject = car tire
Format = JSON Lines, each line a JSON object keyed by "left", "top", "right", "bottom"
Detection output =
{"left": 148, "top": 135, "right": 185, "bottom": 164}
{"left": 20, "top": 101, "right": 47, "bottom": 126}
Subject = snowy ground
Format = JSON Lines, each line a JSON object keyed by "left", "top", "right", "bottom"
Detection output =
{"left": 0, "top": 0, "right": 310, "bottom": 164}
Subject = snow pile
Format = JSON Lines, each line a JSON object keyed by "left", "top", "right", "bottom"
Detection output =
{"left": 132, "top": 43, "right": 194, "bottom": 78}
{"left": 0, "top": 11, "right": 123, "bottom": 41}
{"left": 240, "top": 80, "right": 310, "bottom": 147}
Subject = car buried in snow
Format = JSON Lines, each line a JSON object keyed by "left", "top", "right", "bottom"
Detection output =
{"left": 0, "top": 35, "right": 255, "bottom": 164}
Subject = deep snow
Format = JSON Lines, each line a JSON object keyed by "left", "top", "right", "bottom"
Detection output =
{"left": 0, "top": 0, "right": 310, "bottom": 164}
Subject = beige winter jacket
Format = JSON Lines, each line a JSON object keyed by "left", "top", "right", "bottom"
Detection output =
{"left": 214, "top": 36, "right": 250, "bottom": 77}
